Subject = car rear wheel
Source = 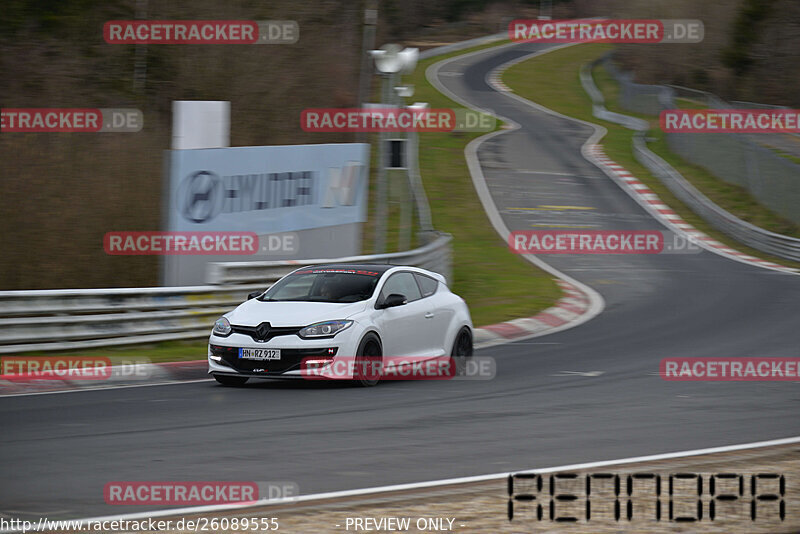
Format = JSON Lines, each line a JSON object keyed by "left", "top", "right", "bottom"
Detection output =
{"left": 354, "top": 333, "right": 382, "bottom": 387}
{"left": 451, "top": 327, "right": 473, "bottom": 376}
{"left": 214, "top": 374, "right": 249, "bottom": 387}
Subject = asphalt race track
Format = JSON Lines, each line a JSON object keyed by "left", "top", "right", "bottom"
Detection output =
{"left": 2, "top": 42, "right": 798, "bottom": 520}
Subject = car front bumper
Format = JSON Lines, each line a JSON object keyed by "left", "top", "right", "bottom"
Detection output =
{"left": 207, "top": 328, "right": 362, "bottom": 380}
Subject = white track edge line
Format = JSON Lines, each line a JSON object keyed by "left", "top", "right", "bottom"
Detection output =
{"left": 14, "top": 435, "right": 798, "bottom": 531}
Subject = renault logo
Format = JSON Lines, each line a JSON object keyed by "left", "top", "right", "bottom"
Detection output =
{"left": 255, "top": 322, "right": 271, "bottom": 341}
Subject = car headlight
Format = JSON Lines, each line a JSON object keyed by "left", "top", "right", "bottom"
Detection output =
{"left": 298, "top": 320, "right": 353, "bottom": 339}
{"left": 212, "top": 317, "right": 232, "bottom": 337}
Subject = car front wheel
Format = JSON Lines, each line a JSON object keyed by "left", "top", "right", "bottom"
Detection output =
{"left": 354, "top": 333, "right": 383, "bottom": 387}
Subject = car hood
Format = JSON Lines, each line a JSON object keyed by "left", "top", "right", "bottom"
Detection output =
{"left": 226, "top": 299, "right": 369, "bottom": 327}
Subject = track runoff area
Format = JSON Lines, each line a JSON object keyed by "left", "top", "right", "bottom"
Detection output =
{"left": 4, "top": 436, "right": 795, "bottom": 533}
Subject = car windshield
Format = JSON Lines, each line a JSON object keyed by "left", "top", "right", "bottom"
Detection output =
{"left": 260, "top": 268, "right": 382, "bottom": 303}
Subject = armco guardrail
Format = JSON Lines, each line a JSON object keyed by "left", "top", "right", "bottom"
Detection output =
{"left": 0, "top": 285, "right": 262, "bottom": 354}
{"left": 602, "top": 54, "right": 800, "bottom": 226}
{"left": 581, "top": 59, "right": 800, "bottom": 263}
{"left": 632, "top": 136, "right": 800, "bottom": 262}
{"left": 418, "top": 32, "right": 506, "bottom": 60}
{"left": 0, "top": 234, "right": 453, "bottom": 354}
{"left": 206, "top": 232, "right": 453, "bottom": 285}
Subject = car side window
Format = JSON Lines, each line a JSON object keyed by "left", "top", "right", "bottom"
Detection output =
{"left": 380, "top": 272, "right": 422, "bottom": 302}
{"left": 414, "top": 273, "right": 438, "bottom": 298}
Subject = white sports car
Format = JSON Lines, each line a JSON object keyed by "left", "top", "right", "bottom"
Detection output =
{"left": 208, "top": 264, "right": 473, "bottom": 386}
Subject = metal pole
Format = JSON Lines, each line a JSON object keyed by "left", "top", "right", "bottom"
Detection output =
{"left": 398, "top": 117, "right": 411, "bottom": 250}
{"left": 408, "top": 127, "right": 434, "bottom": 235}
{"left": 356, "top": 1, "right": 378, "bottom": 143}
{"left": 373, "top": 73, "right": 391, "bottom": 253}
{"left": 398, "top": 168, "right": 411, "bottom": 250}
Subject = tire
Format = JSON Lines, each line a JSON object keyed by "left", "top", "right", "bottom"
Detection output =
{"left": 354, "top": 333, "right": 383, "bottom": 387}
{"left": 213, "top": 374, "right": 249, "bottom": 387}
{"left": 450, "top": 327, "right": 473, "bottom": 376}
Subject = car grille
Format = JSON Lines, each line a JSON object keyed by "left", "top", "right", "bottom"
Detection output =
{"left": 210, "top": 345, "right": 338, "bottom": 375}
{"left": 230, "top": 323, "right": 302, "bottom": 342}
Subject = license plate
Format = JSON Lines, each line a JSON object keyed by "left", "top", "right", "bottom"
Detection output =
{"left": 239, "top": 348, "right": 281, "bottom": 360}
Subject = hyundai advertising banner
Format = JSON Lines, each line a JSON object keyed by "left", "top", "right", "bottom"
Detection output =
{"left": 166, "top": 143, "right": 370, "bottom": 234}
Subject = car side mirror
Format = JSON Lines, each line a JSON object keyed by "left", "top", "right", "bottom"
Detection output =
{"left": 247, "top": 291, "right": 262, "bottom": 300}
{"left": 379, "top": 293, "right": 407, "bottom": 309}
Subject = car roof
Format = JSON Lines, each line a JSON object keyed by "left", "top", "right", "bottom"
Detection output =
{"left": 290, "top": 264, "right": 448, "bottom": 286}
{"left": 293, "top": 263, "right": 396, "bottom": 274}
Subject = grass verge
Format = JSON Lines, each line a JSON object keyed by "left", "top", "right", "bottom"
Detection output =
{"left": 766, "top": 146, "right": 800, "bottom": 166}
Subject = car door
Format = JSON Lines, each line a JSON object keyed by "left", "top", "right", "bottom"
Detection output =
{"left": 413, "top": 273, "right": 452, "bottom": 355}
{"left": 374, "top": 271, "right": 431, "bottom": 357}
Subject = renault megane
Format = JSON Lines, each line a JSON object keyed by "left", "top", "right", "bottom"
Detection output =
{"left": 208, "top": 264, "right": 473, "bottom": 386}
